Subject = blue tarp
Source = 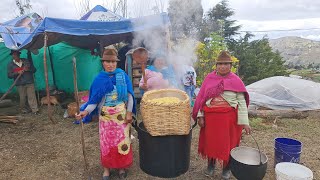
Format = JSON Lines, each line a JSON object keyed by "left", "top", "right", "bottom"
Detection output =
{"left": 0, "top": 13, "right": 43, "bottom": 49}
{"left": 80, "top": 5, "right": 125, "bottom": 21}
{"left": 0, "top": 7, "right": 169, "bottom": 51}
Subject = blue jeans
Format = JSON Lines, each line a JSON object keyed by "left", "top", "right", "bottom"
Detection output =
{"left": 184, "top": 85, "right": 195, "bottom": 105}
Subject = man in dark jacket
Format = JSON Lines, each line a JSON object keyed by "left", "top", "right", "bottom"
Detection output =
{"left": 7, "top": 50, "right": 39, "bottom": 114}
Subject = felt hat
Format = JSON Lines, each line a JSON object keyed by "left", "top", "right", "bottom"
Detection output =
{"left": 101, "top": 45, "right": 119, "bottom": 61}
{"left": 216, "top": 50, "right": 232, "bottom": 63}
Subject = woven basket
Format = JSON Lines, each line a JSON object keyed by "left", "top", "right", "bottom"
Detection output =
{"left": 140, "top": 89, "right": 191, "bottom": 136}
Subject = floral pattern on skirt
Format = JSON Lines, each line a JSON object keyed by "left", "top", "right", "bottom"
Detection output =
{"left": 99, "top": 103, "right": 132, "bottom": 168}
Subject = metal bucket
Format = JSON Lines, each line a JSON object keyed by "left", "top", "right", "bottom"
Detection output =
{"left": 230, "top": 134, "right": 268, "bottom": 180}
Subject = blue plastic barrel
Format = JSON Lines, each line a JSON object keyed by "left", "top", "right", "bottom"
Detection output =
{"left": 274, "top": 137, "right": 302, "bottom": 166}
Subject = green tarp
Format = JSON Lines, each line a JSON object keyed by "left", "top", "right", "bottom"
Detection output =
{"left": 0, "top": 42, "right": 102, "bottom": 93}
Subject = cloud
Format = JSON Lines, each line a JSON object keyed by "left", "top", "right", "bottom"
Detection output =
{"left": 200, "top": 0, "right": 320, "bottom": 21}
{"left": 1, "top": 0, "right": 320, "bottom": 41}
{"left": 235, "top": 18, "right": 320, "bottom": 41}
{"left": 231, "top": 0, "right": 320, "bottom": 21}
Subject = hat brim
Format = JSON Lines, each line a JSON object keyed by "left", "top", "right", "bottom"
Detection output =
{"left": 100, "top": 58, "right": 120, "bottom": 61}
{"left": 216, "top": 61, "right": 232, "bottom": 63}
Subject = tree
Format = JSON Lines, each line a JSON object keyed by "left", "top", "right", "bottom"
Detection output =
{"left": 230, "top": 33, "right": 288, "bottom": 85}
{"left": 74, "top": 0, "right": 90, "bottom": 18}
{"left": 199, "top": 0, "right": 241, "bottom": 42}
{"left": 195, "top": 33, "right": 239, "bottom": 85}
{"left": 168, "top": 0, "right": 203, "bottom": 40}
{"left": 15, "top": 0, "right": 32, "bottom": 16}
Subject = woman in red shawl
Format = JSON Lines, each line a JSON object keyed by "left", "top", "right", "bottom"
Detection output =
{"left": 192, "top": 50, "right": 251, "bottom": 179}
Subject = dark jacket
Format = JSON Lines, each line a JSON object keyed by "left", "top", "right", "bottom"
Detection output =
{"left": 7, "top": 58, "right": 36, "bottom": 86}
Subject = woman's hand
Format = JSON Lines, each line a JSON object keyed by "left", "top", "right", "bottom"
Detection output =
{"left": 75, "top": 110, "right": 89, "bottom": 120}
{"left": 198, "top": 117, "right": 205, "bottom": 128}
{"left": 243, "top": 124, "right": 251, "bottom": 135}
{"left": 125, "top": 112, "right": 133, "bottom": 123}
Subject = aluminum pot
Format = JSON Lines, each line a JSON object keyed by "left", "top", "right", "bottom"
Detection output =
{"left": 230, "top": 135, "right": 268, "bottom": 180}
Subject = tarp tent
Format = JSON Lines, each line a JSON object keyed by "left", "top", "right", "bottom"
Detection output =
{"left": 0, "top": 42, "right": 102, "bottom": 93}
{"left": 80, "top": 5, "right": 125, "bottom": 21}
{"left": 9, "top": 11, "right": 169, "bottom": 51}
{"left": 0, "top": 13, "right": 43, "bottom": 50}
{"left": 0, "top": 6, "right": 170, "bottom": 93}
{"left": 247, "top": 76, "right": 320, "bottom": 111}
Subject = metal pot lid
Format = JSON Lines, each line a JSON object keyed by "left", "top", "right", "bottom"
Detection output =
{"left": 231, "top": 146, "right": 268, "bottom": 165}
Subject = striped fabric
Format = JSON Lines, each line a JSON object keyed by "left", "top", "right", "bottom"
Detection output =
{"left": 197, "top": 91, "right": 249, "bottom": 125}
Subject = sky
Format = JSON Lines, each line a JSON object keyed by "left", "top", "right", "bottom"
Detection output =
{"left": 1, "top": 0, "right": 320, "bottom": 41}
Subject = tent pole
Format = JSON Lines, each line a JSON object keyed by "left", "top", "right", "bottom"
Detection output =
{"left": 43, "top": 32, "right": 55, "bottom": 124}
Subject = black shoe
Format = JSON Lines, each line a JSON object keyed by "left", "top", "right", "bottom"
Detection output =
{"left": 21, "top": 109, "right": 31, "bottom": 114}
{"left": 118, "top": 170, "right": 127, "bottom": 179}
{"left": 102, "top": 176, "right": 110, "bottom": 180}
{"left": 33, "top": 111, "right": 40, "bottom": 115}
{"left": 222, "top": 169, "right": 231, "bottom": 179}
{"left": 204, "top": 159, "right": 215, "bottom": 177}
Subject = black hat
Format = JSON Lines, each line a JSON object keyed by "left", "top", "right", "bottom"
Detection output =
{"left": 10, "top": 50, "right": 21, "bottom": 55}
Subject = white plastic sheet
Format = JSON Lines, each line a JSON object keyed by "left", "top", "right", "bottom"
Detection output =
{"left": 246, "top": 76, "right": 320, "bottom": 111}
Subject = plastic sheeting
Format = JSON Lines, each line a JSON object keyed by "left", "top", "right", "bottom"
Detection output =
{"left": 0, "top": 13, "right": 43, "bottom": 49}
{"left": 80, "top": 5, "right": 125, "bottom": 21}
{"left": 0, "top": 42, "right": 101, "bottom": 93}
{"left": 247, "top": 76, "right": 320, "bottom": 111}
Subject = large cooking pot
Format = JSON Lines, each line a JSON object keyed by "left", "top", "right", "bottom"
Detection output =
{"left": 133, "top": 118, "right": 197, "bottom": 178}
{"left": 230, "top": 134, "right": 268, "bottom": 180}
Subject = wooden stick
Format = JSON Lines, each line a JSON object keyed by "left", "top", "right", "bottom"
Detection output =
{"left": 141, "top": 63, "right": 147, "bottom": 84}
{"left": 73, "top": 57, "right": 91, "bottom": 180}
{"left": 0, "top": 118, "right": 18, "bottom": 124}
{"left": 249, "top": 110, "right": 308, "bottom": 119}
{"left": 43, "top": 32, "right": 55, "bottom": 124}
{"left": 0, "top": 73, "right": 22, "bottom": 102}
{"left": 0, "top": 115, "right": 21, "bottom": 119}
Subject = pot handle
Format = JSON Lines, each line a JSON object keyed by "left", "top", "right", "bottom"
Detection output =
{"left": 191, "top": 117, "right": 198, "bottom": 130}
{"left": 249, "top": 133, "right": 263, "bottom": 165}
{"left": 132, "top": 115, "right": 138, "bottom": 130}
{"left": 131, "top": 116, "right": 149, "bottom": 133}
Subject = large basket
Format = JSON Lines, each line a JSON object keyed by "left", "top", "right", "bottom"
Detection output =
{"left": 140, "top": 89, "right": 191, "bottom": 136}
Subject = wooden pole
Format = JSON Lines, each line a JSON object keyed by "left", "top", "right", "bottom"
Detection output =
{"left": 72, "top": 57, "right": 91, "bottom": 180}
{"left": 0, "top": 73, "right": 22, "bottom": 102}
{"left": 43, "top": 32, "right": 55, "bottom": 124}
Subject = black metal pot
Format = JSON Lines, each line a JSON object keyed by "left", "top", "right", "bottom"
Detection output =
{"left": 230, "top": 135, "right": 268, "bottom": 180}
{"left": 133, "top": 118, "right": 197, "bottom": 178}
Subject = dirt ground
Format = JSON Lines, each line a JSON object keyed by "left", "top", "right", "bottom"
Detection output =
{"left": 0, "top": 104, "right": 319, "bottom": 180}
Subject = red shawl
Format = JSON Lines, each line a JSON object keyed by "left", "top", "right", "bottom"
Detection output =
{"left": 192, "top": 71, "right": 249, "bottom": 119}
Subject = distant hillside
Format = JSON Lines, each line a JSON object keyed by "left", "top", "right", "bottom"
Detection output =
{"left": 269, "top": 36, "right": 320, "bottom": 67}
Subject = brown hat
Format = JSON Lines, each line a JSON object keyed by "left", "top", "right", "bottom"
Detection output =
{"left": 216, "top": 50, "right": 232, "bottom": 63}
{"left": 101, "top": 46, "right": 119, "bottom": 61}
